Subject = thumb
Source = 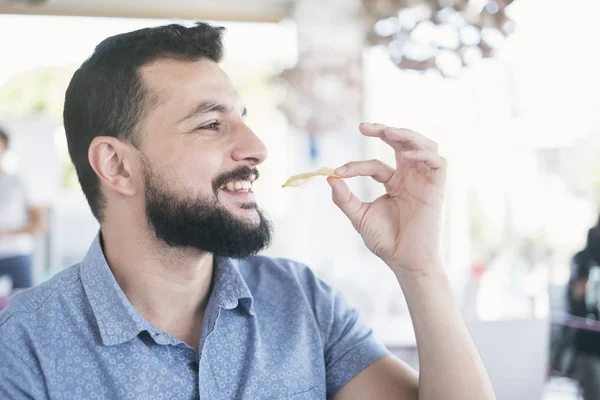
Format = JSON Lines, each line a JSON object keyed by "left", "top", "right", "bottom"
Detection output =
{"left": 327, "top": 177, "right": 365, "bottom": 229}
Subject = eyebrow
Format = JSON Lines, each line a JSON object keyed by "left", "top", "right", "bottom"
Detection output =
{"left": 178, "top": 102, "right": 247, "bottom": 123}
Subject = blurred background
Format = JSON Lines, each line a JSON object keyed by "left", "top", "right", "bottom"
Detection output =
{"left": 1, "top": 0, "right": 599, "bottom": 398}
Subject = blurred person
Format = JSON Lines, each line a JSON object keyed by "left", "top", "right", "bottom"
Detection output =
{"left": 0, "top": 23, "right": 494, "bottom": 399}
{"left": 0, "top": 127, "right": 46, "bottom": 289}
{"left": 568, "top": 217, "right": 600, "bottom": 399}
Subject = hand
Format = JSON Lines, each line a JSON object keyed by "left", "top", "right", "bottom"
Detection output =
{"left": 328, "top": 123, "right": 447, "bottom": 275}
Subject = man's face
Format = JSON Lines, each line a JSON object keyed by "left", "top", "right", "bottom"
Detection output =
{"left": 135, "top": 58, "right": 272, "bottom": 257}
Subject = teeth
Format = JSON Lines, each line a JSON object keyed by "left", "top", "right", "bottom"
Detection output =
{"left": 221, "top": 180, "right": 253, "bottom": 191}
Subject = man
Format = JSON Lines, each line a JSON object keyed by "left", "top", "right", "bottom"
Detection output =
{"left": 0, "top": 127, "right": 47, "bottom": 289}
{"left": 568, "top": 221, "right": 600, "bottom": 399}
{"left": 0, "top": 23, "right": 494, "bottom": 399}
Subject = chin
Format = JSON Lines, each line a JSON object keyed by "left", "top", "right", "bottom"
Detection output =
{"left": 238, "top": 209, "right": 261, "bottom": 225}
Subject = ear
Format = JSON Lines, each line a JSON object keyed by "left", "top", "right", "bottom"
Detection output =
{"left": 88, "top": 136, "right": 140, "bottom": 198}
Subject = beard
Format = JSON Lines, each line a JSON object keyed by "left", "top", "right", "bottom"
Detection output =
{"left": 142, "top": 160, "right": 273, "bottom": 258}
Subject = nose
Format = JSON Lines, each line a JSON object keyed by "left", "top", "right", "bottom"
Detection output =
{"left": 231, "top": 124, "right": 268, "bottom": 166}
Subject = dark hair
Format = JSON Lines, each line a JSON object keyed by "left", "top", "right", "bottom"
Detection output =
{"left": 588, "top": 226, "right": 600, "bottom": 264}
{"left": 0, "top": 127, "right": 8, "bottom": 148}
{"left": 63, "top": 22, "right": 226, "bottom": 221}
{"left": 574, "top": 226, "right": 600, "bottom": 271}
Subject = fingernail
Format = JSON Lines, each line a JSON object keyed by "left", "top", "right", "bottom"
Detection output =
{"left": 335, "top": 166, "right": 347, "bottom": 176}
{"left": 361, "top": 122, "right": 384, "bottom": 128}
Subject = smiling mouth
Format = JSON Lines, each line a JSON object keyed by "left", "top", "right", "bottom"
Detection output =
{"left": 218, "top": 174, "right": 257, "bottom": 193}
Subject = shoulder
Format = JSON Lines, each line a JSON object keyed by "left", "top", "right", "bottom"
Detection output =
{"left": 0, "top": 263, "right": 83, "bottom": 336}
{"left": 239, "top": 255, "right": 311, "bottom": 276}
{"left": 237, "top": 255, "right": 338, "bottom": 308}
{"left": 239, "top": 256, "right": 327, "bottom": 289}
{"left": 0, "top": 263, "right": 84, "bottom": 387}
{"left": 571, "top": 251, "right": 590, "bottom": 277}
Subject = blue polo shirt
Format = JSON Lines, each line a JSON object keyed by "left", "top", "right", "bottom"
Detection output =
{"left": 0, "top": 235, "right": 389, "bottom": 399}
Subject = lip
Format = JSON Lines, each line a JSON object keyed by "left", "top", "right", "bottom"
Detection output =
{"left": 219, "top": 188, "right": 256, "bottom": 202}
{"left": 218, "top": 174, "right": 257, "bottom": 189}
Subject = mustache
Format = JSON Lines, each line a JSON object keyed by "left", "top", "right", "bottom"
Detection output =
{"left": 212, "top": 166, "right": 260, "bottom": 194}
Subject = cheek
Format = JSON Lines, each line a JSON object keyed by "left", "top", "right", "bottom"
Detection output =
{"left": 168, "top": 155, "right": 222, "bottom": 194}
{"left": 147, "top": 134, "right": 227, "bottom": 195}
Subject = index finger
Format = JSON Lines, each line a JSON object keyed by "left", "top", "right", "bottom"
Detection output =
{"left": 359, "top": 123, "right": 439, "bottom": 152}
{"left": 358, "top": 122, "right": 386, "bottom": 138}
{"left": 381, "top": 127, "right": 438, "bottom": 152}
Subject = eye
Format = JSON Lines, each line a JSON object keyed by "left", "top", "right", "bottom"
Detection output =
{"left": 197, "top": 121, "right": 221, "bottom": 131}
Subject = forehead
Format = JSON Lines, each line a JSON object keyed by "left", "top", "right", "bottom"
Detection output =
{"left": 140, "top": 58, "right": 238, "bottom": 106}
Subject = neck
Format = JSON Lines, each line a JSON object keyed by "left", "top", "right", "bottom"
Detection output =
{"left": 101, "top": 217, "right": 213, "bottom": 350}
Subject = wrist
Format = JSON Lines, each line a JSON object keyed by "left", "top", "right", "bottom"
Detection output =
{"left": 392, "top": 260, "right": 447, "bottom": 285}
{"left": 394, "top": 264, "right": 456, "bottom": 311}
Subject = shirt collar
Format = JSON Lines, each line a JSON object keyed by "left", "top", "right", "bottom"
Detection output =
{"left": 80, "top": 233, "right": 255, "bottom": 347}
{"left": 80, "top": 234, "right": 154, "bottom": 346}
{"left": 213, "top": 256, "right": 255, "bottom": 316}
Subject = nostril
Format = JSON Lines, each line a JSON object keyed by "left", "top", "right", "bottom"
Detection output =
{"left": 245, "top": 157, "right": 261, "bottom": 166}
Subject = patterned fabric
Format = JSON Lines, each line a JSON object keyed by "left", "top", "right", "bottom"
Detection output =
{"left": 0, "top": 234, "right": 389, "bottom": 399}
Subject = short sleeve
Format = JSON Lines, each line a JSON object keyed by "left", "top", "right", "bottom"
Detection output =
{"left": 14, "top": 175, "right": 36, "bottom": 206}
{"left": 0, "top": 341, "right": 47, "bottom": 399}
{"left": 294, "top": 264, "right": 390, "bottom": 397}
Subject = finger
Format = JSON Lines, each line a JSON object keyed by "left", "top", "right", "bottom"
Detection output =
{"left": 334, "top": 159, "right": 395, "bottom": 185}
{"left": 358, "top": 122, "right": 386, "bottom": 138}
{"left": 327, "top": 177, "right": 367, "bottom": 230}
{"left": 403, "top": 150, "right": 446, "bottom": 169}
{"left": 381, "top": 127, "right": 438, "bottom": 152}
{"left": 403, "top": 150, "right": 447, "bottom": 186}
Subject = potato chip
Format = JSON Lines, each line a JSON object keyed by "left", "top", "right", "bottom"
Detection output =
{"left": 282, "top": 167, "right": 340, "bottom": 188}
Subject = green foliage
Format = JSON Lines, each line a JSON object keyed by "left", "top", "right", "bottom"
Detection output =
{"left": 0, "top": 66, "right": 74, "bottom": 121}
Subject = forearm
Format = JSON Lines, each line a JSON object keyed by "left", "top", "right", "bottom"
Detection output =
{"left": 2, "top": 226, "right": 36, "bottom": 236}
{"left": 1, "top": 218, "right": 46, "bottom": 237}
{"left": 394, "top": 265, "right": 495, "bottom": 400}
